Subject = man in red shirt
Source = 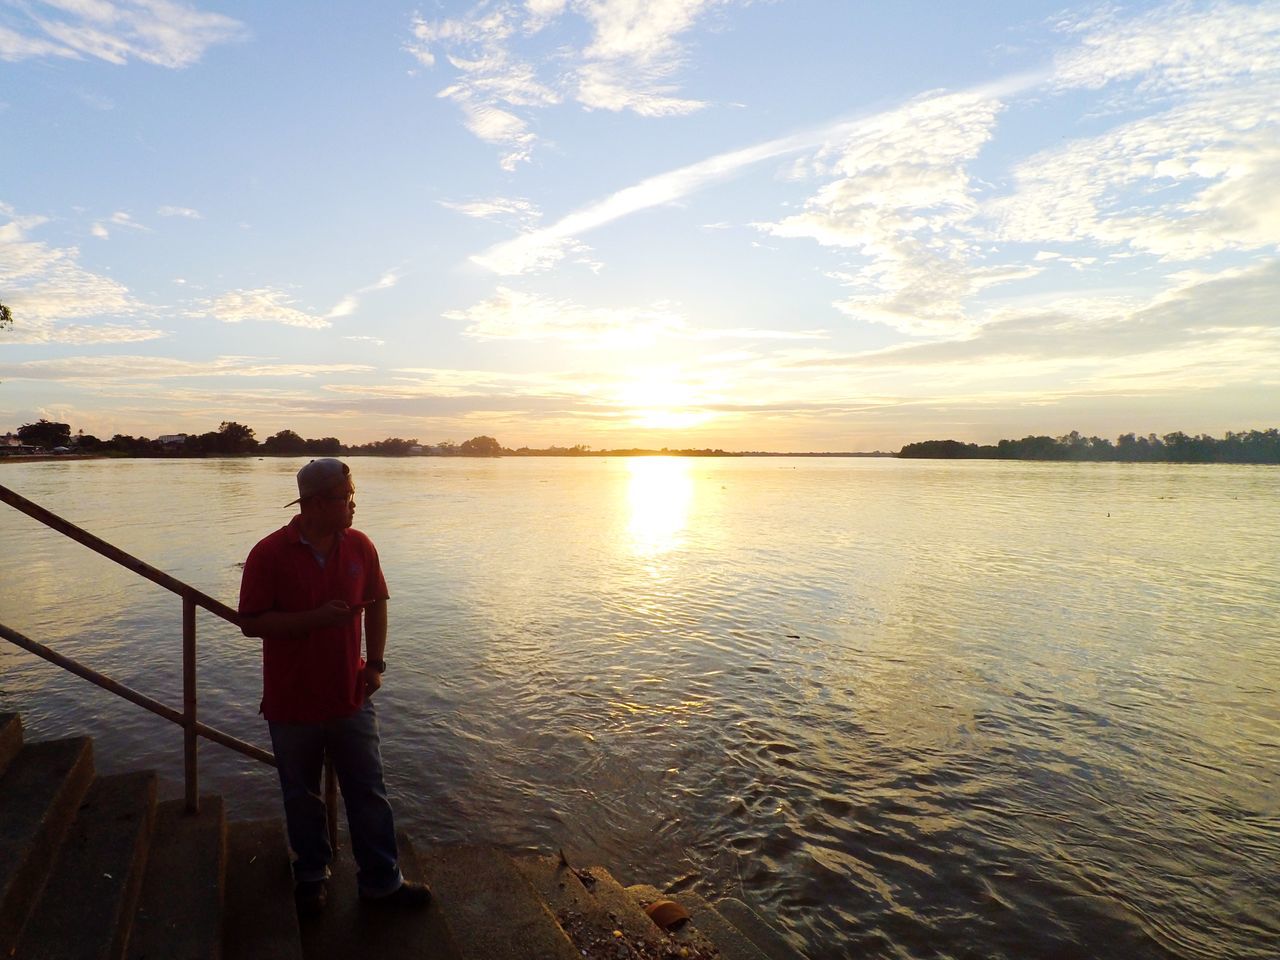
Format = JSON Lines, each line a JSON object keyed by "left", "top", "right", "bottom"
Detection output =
{"left": 239, "top": 458, "right": 430, "bottom": 916}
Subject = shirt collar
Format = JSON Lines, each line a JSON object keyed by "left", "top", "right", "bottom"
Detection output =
{"left": 285, "top": 514, "right": 347, "bottom": 546}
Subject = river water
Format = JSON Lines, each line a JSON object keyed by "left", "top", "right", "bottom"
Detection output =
{"left": 0, "top": 457, "right": 1276, "bottom": 959}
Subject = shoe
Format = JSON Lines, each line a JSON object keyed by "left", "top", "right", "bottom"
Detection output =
{"left": 361, "top": 880, "right": 432, "bottom": 910}
{"left": 294, "top": 879, "right": 328, "bottom": 917}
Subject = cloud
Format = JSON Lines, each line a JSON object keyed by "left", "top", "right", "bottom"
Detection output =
{"left": 0, "top": 0, "right": 248, "bottom": 67}
{"left": 157, "top": 205, "right": 202, "bottom": 219}
{"left": 784, "top": 259, "right": 1280, "bottom": 385}
{"left": 446, "top": 286, "right": 827, "bottom": 346}
{"left": 0, "top": 205, "right": 146, "bottom": 334}
{"left": 330, "top": 367, "right": 573, "bottom": 400}
{"left": 323, "top": 268, "right": 404, "bottom": 319}
{"left": 202, "top": 289, "right": 331, "bottom": 329}
{"left": 470, "top": 114, "right": 875, "bottom": 274}
{"left": 571, "top": 0, "right": 722, "bottom": 116}
{"left": 407, "top": 1, "right": 729, "bottom": 167}
{"left": 992, "top": 83, "right": 1280, "bottom": 261}
{"left": 0, "top": 355, "right": 374, "bottom": 382}
{"left": 409, "top": 6, "right": 559, "bottom": 170}
{"left": 1050, "top": 0, "right": 1280, "bottom": 97}
{"left": 446, "top": 286, "right": 686, "bottom": 346}
{"left": 756, "top": 90, "right": 1019, "bottom": 335}
{"left": 440, "top": 196, "right": 542, "bottom": 229}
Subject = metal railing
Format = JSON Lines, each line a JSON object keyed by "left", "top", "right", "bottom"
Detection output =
{"left": 0, "top": 481, "right": 338, "bottom": 844}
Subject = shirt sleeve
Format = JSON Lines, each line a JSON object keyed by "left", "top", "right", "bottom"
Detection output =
{"left": 364, "top": 537, "right": 390, "bottom": 603}
{"left": 238, "top": 538, "right": 278, "bottom": 617}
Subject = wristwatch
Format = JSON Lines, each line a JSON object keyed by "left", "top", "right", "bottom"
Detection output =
{"left": 367, "top": 659, "right": 387, "bottom": 674}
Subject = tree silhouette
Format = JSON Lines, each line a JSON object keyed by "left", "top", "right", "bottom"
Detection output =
{"left": 263, "top": 429, "right": 306, "bottom": 455}
{"left": 0, "top": 302, "right": 11, "bottom": 329}
{"left": 18, "top": 419, "right": 72, "bottom": 449}
{"left": 217, "top": 420, "right": 258, "bottom": 454}
{"left": 459, "top": 435, "right": 503, "bottom": 457}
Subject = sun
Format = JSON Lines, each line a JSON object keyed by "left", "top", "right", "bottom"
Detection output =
{"left": 615, "top": 374, "right": 716, "bottom": 430}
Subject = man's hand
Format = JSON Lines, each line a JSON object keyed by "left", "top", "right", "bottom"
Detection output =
{"left": 363, "top": 666, "right": 383, "bottom": 698}
{"left": 311, "top": 599, "right": 359, "bottom": 629}
{"left": 240, "top": 599, "right": 362, "bottom": 638}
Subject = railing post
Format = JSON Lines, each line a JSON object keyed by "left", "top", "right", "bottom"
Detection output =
{"left": 183, "top": 596, "right": 199, "bottom": 814}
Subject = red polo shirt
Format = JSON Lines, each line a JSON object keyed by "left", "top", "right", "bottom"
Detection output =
{"left": 239, "top": 516, "right": 390, "bottom": 724}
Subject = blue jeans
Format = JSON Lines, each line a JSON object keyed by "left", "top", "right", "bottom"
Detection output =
{"left": 268, "top": 701, "right": 404, "bottom": 897}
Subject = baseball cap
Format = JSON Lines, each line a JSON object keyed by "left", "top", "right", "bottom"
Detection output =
{"left": 285, "top": 458, "right": 350, "bottom": 507}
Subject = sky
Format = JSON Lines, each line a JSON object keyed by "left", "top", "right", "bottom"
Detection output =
{"left": 2, "top": 0, "right": 1279, "bottom": 452}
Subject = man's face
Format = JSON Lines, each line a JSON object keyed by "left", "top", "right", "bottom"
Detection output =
{"left": 312, "top": 479, "right": 356, "bottom": 532}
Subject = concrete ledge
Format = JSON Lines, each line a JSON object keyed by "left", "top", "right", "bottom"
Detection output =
{"left": 16, "top": 769, "right": 157, "bottom": 960}
{"left": 0, "top": 714, "right": 21, "bottom": 777}
{"left": 417, "top": 844, "right": 578, "bottom": 960}
{"left": 717, "top": 898, "right": 806, "bottom": 960}
{"left": 127, "top": 796, "right": 226, "bottom": 960}
{"left": 676, "top": 890, "right": 770, "bottom": 960}
{"left": 222, "top": 819, "right": 303, "bottom": 960}
{"left": 0, "top": 736, "right": 95, "bottom": 956}
{"left": 625, "top": 882, "right": 724, "bottom": 956}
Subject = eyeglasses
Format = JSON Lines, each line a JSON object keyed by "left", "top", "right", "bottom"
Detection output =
{"left": 321, "top": 492, "right": 355, "bottom": 504}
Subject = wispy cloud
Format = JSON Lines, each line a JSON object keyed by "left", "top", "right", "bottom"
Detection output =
{"left": 90, "top": 210, "right": 151, "bottom": 239}
{"left": 0, "top": 0, "right": 248, "bottom": 67}
{"left": 780, "top": 260, "right": 1280, "bottom": 393}
{"left": 202, "top": 289, "right": 331, "bottom": 329}
{"left": 407, "top": 1, "right": 732, "bottom": 168}
{"left": 0, "top": 355, "right": 374, "bottom": 382}
{"left": 325, "top": 268, "right": 404, "bottom": 319}
{"left": 439, "top": 196, "right": 542, "bottom": 230}
{"left": 157, "top": 205, "right": 202, "bottom": 219}
{"left": 408, "top": 5, "right": 558, "bottom": 170}
{"left": 992, "top": 83, "right": 1280, "bottom": 261}
{"left": 446, "top": 286, "right": 827, "bottom": 346}
{"left": 1049, "top": 0, "right": 1280, "bottom": 97}
{"left": 571, "top": 0, "right": 722, "bottom": 116}
{"left": 0, "top": 204, "right": 145, "bottom": 333}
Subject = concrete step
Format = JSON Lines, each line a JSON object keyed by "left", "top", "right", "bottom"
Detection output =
{"left": 299, "top": 832, "right": 460, "bottom": 960}
{"left": 514, "top": 853, "right": 709, "bottom": 959}
{"left": 716, "top": 898, "right": 806, "bottom": 960}
{"left": 126, "top": 796, "right": 226, "bottom": 960}
{"left": 0, "top": 713, "right": 21, "bottom": 777}
{"left": 15, "top": 769, "right": 157, "bottom": 960}
{"left": 221, "top": 819, "right": 303, "bottom": 960}
{"left": 671, "top": 890, "right": 770, "bottom": 960}
{"left": 416, "top": 844, "right": 579, "bottom": 960}
{"left": 0, "top": 735, "right": 95, "bottom": 956}
{"left": 636, "top": 883, "right": 777, "bottom": 959}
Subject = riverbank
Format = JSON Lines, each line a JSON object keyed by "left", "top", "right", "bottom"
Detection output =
{"left": 0, "top": 454, "right": 102, "bottom": 463}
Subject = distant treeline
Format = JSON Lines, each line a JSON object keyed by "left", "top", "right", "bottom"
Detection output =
{"left": 2, "top": 420, "right": 507, "bottom": 458}
{"left": 898, "top": 430, "right": 1280, "bottom": 464}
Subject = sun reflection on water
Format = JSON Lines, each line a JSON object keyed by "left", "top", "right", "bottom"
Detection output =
{"left": 626, "top": 457, "right": 694, "bottom": 557}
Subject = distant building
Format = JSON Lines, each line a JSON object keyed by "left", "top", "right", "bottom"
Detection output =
{"left": 1, "top": 434, "right": 38, "bottom": 455}
{"left": 158, "top": 434, "right": 189, "bottom": 448}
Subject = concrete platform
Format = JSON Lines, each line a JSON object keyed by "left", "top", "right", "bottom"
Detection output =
{"left": 0, "top": 713, "right": 805, "bottom": 960}
{"left": 298, "top": 832, "right": 460, "bottom": 960}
